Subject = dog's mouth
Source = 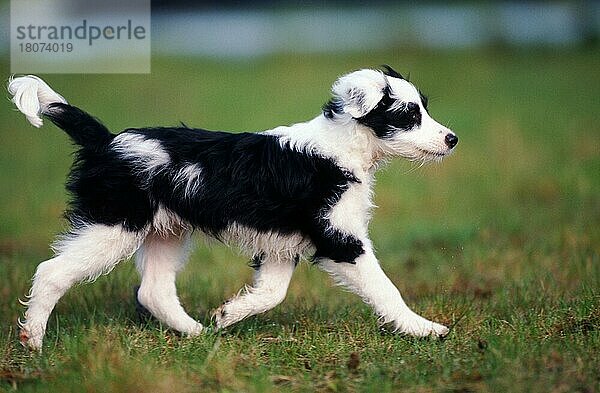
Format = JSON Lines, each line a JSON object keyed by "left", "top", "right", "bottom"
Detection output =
{"left": 415, "top": 147, "right": 450, "bottom": 158}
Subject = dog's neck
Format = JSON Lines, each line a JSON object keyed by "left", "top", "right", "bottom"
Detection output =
{"left": 264, "top": 114, "right": 387, "bottom": 176}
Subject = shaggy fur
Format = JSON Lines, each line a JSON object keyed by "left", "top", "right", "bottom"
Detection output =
{"left": 9, "top": 66, "right": 458, "bottom": 351}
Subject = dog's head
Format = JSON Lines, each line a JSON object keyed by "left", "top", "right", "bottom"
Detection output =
{"left": 324, "top": 66, "right": 458, "bottom": 162}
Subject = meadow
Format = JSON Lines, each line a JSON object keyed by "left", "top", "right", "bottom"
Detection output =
{"left": 0, "top": 48, "right": 598, "bottom": 392}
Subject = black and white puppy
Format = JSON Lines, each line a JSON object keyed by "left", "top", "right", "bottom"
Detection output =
{"left": 9, "top": 66, "right": 458, "bottom": 351}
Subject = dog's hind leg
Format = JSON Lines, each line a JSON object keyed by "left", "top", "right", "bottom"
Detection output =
{"left": 135, "top": 232, "right": 204, "bottom": 335}
{"left": 214, "top": 253, "right": 296, "bottom": 330}
{"left": 20, "top": 224, "right": 144, "bottom": 351}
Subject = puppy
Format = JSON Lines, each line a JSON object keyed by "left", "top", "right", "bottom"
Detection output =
{"left": 9, "top": 66, "right": 457, "bottom": 350}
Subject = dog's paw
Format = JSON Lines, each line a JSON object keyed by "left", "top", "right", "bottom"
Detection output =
{"left": 395, "top": 315, "right": 449, "bottom": 338}
{"left": 184, "top": 322, "right": 204, "bottom": 336}
{"left": 428, "top": 321, "right": 450, "bottom": 337}
{"left": 212, "top": 302, "right": 246, "bottom": 330}
{"left": 212, "top": 304, "right": 231, "bottom": 330}
{"left": 19, "top": 326, "right": 43, "bottom": 351}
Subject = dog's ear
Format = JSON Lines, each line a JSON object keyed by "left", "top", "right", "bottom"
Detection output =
{"left": 381, "top": 64, "right": 405, "bottom": 80}
{"left": 330, "top": 70, "right": 388, "bottom": 118}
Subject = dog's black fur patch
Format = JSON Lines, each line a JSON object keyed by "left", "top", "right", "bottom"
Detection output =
{"left": 357, "top": 87, "right": 423, "bottom": 138}
{"left": 322, "top": 97, "right": 343, "bottom": 119}
{"left": 45, "top": 103, "right": 113, "bottom": 149}
{"left": 381, "top": 64, "right": 405, "bottom": 80}
{"left": 249, "top": 252, "right": 265, "bottom": 270}
{"left": 45, "top": 104, "right": 153, "bottom": 231}
{"left": 47, "top": 104, "right": 364, "bottom": 263}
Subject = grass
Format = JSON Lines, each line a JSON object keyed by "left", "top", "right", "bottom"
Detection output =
{"left": 0, "top": 47, "right": 599, "bottom": 392}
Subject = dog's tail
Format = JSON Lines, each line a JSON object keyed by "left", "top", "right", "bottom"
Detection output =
{"left": 8, "top": 75, "right": 113, "bottom": 148}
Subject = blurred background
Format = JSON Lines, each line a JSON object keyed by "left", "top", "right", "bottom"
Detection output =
{"left": 0, "top": 1, "right": 598, "bottom": 390}
{"left": 3, "top": 1, "right": 600, "bottom": 57}
{"left": 148, "top": 1, "right": 600, "bottom": 56}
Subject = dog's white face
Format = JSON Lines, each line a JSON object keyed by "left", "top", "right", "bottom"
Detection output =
{"left": 328, "top": 67, "right": 458, "bottom": 162}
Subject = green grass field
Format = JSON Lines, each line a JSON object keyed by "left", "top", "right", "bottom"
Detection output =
{"left": 0, "top": 48, "right": 598, "bottom": 392}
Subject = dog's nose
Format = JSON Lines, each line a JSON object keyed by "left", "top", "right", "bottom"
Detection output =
{"left": 444, "top": 133, "right": 458, "bottom": 148}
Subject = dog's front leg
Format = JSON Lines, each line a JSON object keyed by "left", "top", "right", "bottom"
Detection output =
{"left": 213, "top": 253, "right": 296, "bottom": 330}
{"left": 319, "top": 248, "right": 448, "bottom": 337}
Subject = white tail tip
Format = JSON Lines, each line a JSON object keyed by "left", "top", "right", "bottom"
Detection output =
{"left": 8, "top": 75, "right": 67, "bottom": 128}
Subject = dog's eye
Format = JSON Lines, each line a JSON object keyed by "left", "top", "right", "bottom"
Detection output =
{"left": 387, "top": 102, "right": 422, "bottom": 131}
{"left": 406, "top": 102, "right": 419, "bottom": 118}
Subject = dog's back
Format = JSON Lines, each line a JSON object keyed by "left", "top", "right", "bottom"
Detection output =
{"left": 9, "top": 76, "right": 361, "bottom": 259}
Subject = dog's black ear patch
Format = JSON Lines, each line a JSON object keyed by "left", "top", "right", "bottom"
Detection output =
{"left": 381, "top": 65, "right": 405, "bottom": 80}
